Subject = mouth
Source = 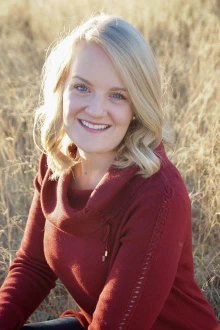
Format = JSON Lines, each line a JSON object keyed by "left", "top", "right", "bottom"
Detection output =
{"left": 78, "top": 119, "right": 111, "bottom": 131}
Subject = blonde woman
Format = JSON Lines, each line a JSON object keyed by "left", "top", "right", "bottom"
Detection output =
{"left": 0, "top": 14, "right": 219, "bottom": 330}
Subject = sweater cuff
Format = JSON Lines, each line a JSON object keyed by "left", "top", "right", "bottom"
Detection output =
{"left": 60, "top": 310, "right": 88, "bottom": 328}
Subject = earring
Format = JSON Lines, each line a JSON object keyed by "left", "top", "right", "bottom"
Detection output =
{"left": 132, "top": 116, "right": 136, "bottom": 120}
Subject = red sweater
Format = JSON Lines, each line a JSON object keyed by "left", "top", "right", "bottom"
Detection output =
{"left": 0, "top": 144, "right": 219, "bottom": 330}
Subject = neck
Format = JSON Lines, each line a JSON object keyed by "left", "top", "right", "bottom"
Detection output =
{"left": 72, "top": 149, "right": 116, "bottom": 190}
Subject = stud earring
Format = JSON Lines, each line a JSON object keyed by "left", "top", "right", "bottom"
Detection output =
{"left": 132, "top": 116, "right": 136, "bottom": 120}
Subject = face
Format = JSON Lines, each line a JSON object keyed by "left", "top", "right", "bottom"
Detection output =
{"left": 63, "top": 42, "right": 134, "bottom": 157}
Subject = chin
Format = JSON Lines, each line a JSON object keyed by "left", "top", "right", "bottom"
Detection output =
{"left": 77, "top": 144, "right": 116, "bottom": 155}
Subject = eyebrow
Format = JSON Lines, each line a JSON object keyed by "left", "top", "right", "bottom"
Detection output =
{"left": 72, "top": 75, "right": 128, "bottom": 92}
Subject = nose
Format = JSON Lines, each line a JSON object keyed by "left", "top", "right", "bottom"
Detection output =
{"left": 85, "top": 94, "right": 107, "bottom": 118}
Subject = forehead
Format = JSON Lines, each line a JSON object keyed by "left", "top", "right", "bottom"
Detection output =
{"left": 69, "top": 42, "right": 125, "bottom": 87}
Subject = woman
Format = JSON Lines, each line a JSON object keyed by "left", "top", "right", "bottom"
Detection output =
{"left": 0, "top": 14, "right": 219, "bottom": 330}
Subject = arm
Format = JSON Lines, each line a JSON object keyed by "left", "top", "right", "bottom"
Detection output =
{"left": 89, "top": 185, "right": 190, "bottom": 329}
{"left": 0, "top": 154, "right": 57, "bottom": 329}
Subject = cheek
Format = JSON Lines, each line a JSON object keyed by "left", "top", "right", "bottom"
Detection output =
{"left": 63, "top": 93, "right": 81, "bottom": 118}
{"left": 114, "top": 106, "right": 133, "bottom": 128}
{"left": 62, "top": 96, "right": 76, "bottom": 127}
{"left": 62, "top": 99, "right": 71, "bottom": 124}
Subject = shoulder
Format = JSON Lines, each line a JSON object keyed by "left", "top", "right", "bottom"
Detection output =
{"left": 125, "top": 151, "right": 192, "bottom": 224}
{"left": 34, "top": 153, "right": 50, "bottom": 191}
{"left": 120, "top": 162, "right": 192, "bottom": 243}
{"left": 135, "top": 146, "right": 191, "bottom": 207}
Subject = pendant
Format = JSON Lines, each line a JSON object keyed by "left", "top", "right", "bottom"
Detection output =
{"left": 102, "top": 250, "right": 108, "bottom": 262}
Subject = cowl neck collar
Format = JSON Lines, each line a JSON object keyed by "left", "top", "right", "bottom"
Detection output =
{"left": 41, "top": 143, "right": 168, "bottom": 236}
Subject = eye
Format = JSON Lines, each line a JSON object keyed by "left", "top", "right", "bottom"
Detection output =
{"left": 111, "top": 92, "right": 127, "bottom": 100}
{"left": 73, "top": 83, "right": 89, "bottom": 93}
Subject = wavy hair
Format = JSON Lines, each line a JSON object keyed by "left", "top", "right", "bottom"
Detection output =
{"left": 34, "top": 14, "right": 170, "bottom": 178}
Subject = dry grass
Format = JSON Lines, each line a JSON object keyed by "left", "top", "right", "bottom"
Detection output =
{"left": 0, "top": 0, "right": 219, "bottom": 322}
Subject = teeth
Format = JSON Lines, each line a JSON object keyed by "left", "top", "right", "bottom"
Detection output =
{"left": 81, "top": 120, "right": 109, "bottom": 130}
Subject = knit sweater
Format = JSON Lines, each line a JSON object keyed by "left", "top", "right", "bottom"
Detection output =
{"left": 0, "top": 144, "right": 219, "bottom": 330}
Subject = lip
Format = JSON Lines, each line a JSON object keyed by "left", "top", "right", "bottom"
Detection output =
{"left": 78, "top": 119, "right": 110, "bottom": 126}
{"left": 77, "top": 119, "right": 111, "bottom": 133}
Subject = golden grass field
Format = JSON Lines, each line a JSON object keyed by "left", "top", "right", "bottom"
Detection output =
{"left": 0, "top": 0, "right": 219, "bottom": 323}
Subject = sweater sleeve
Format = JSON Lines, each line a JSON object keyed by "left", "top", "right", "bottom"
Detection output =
{"left": 86, "top": 185, "right": 194, "bottom": 329}
{"left": 0, "top": 154, "right": 57, "bottom": 329}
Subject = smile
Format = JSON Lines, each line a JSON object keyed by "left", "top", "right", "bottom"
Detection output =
{"left": 79, "top": 120, "right": 110, "bottom": 130}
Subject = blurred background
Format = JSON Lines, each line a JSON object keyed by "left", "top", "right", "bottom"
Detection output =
{"left": 0, "top": 0, "right": 219, "bottom": 322}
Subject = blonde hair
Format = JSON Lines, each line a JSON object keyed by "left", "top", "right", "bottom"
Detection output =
{"left": 34, "top": 14, "right": 169, "bottom": 178}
